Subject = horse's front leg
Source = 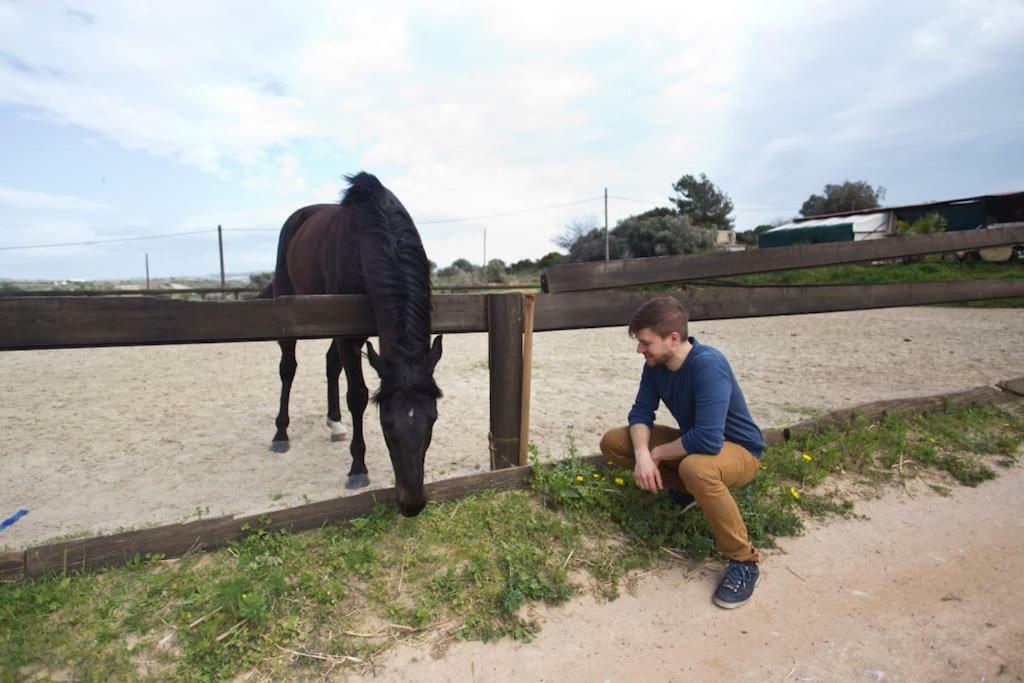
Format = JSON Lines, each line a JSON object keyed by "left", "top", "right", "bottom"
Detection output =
{"left": 339, "top": 338, "right": 370, "bottom": 489}
{"left": 270, "top": 340, "right": 297, "bottom": 453}
{"left": 325, "top": 340, "right": 349, "bottom": 442}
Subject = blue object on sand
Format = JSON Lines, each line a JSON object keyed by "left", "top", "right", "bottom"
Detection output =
{"left": 0, "top": 508, "right": 28, "bottom": 532}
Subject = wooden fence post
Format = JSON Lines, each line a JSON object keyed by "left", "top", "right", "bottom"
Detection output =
{"left": 487, "top": 293, "right": 524, "bottom": 470}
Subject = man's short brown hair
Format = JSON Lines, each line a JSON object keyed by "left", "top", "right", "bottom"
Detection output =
{"left": 628, "top": 296, "right": 689, "bottom": 339}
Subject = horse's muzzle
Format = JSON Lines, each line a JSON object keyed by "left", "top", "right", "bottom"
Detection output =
{"left": 397, "top": 497, "right": 426, "bottom": 517}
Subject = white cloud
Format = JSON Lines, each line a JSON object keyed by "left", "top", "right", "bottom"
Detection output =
{"left": 1, "top": 0, "right": 1023, "bottom": 278}
{"left": 0, "top": 186, "right": 113, "bottom": 212}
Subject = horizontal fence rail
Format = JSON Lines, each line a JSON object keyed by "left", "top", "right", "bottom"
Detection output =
{"left": 0, "top": 287, "right": 263, "bottom": 298}
{"left": 531, "top": 280, "right": 1024, "bottom": 332}
{"left": 0, "top": 284, "right": 541, "bottom": 298}
{"left": 1, "top": 280, "right": 1023, "bottom": 350}
{"left": 540, "top": 223, "right": 1024, "bottom": 293}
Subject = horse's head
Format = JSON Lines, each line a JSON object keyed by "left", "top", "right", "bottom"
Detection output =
{"left": 366, "top": 336, "right": 443, "bottom": 517}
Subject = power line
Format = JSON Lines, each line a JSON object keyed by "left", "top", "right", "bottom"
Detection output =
{"left": 0, "top": 228, "right": 214, "bottom": 251}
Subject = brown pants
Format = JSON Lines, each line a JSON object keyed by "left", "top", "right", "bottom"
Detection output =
{"left": 600, "top": 424, "right": 761, "bottom": 563}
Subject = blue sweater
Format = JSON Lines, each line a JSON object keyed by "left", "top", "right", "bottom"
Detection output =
{"left": 627, "top": 338, "right": 765, "bottom": 458}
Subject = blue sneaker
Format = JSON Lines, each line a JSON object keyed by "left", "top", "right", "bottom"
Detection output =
{"left": 713, "top": 561, "right": 760, "bottom": 609}
{"left": 667, "top": 489, "right": 697, "bottom": 513}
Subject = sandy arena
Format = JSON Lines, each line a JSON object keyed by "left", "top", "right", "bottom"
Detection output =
{"left": 1, "top": 306, "right": 1023, "bottom": 549}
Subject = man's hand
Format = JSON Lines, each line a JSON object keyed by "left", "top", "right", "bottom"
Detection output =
{"left": 633, "top": 451, "right": 663, "bottom": 492}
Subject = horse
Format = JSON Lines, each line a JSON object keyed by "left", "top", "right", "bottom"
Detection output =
{"left": 260, "top": 172, "right": 442, "bottom": 517}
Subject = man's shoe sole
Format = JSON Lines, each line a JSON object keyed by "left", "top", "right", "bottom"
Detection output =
{"left": 713, "top": 573, "right": 761, "bottom": 609}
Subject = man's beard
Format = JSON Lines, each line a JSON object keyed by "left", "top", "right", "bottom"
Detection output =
{"left": 644, "top": 350, "right": 673, "bottom": 366}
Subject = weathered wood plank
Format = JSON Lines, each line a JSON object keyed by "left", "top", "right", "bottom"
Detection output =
{"left": 0, "top": 551, "right": 24, "bottom": 580}
{"left": 532, "top": 280, "right": 1024, "bottom": 331}
{"left": 3, "top": 280, "right": 1020, "bottom": 350}
{"left": 0, "top": 288, "right": 261, "bottom": 298}
{"left": 0, "top": 293, "right": 487, "bottom": 350}
{"left": 18, "top": 465, "right": 540, "bottom": 578}
{"left": 998, "top": 376, "right": 1024, "bottom": 397}
{"left": 23, "top": 517, "right": 244, "bottom": 578}
{"left": 782, "top": 386, "right": 1014, "bottom": 440}
{"left": 541, "top": 224, "right": 1024, "bottom": 293}
{"left": 488, "top": 294, "right": 525, "bottom": 470}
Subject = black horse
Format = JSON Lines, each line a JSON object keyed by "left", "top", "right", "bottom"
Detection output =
{"left": 261, "top": 172, "right": 442, "bottom": 517}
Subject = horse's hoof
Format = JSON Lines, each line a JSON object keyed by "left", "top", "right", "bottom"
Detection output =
{"left": 269, "top": 441, "right": 290, "bottom": 454}
{"left": 346, "top": 473, "right": 370, "bottom": 489}
{"left": 327, "top": 419, "right": 349, "bottom": 442}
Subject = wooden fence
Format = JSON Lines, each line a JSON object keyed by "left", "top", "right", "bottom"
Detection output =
{"left": 2, "top": 227, "right": 1023, "bottom": 578}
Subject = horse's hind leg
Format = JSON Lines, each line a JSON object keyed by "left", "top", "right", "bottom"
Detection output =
{"left": 325, "top": 340, "right": 348, "bottom": 442}
{"left": 270, "top": 340, "right": 297, "bottom": 453}
{"left": 339, "top": 337, "right": 370, "bottom": 489}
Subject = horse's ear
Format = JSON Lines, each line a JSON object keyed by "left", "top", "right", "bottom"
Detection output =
{"left": 365, "top": 341, "right": 383, "bottom": 374}
{"left": 429, "top": 335, "right": 443, "bottom": 370}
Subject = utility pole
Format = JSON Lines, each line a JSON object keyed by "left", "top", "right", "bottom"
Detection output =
{"left": 604, "top": 187, "right": 609, "bottom": 261}
{"left": 483, "top": 228, "right": 487, "bottom": 268}
{"left": 217, "top": 224, "right": 226, "bottom": 288}
{"left": 145, "top": 253, "right": 150, "bottom": 289}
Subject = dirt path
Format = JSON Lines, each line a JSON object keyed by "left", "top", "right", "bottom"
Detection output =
{"left": 352, "top": 465, "right": 1024, "bottom": 682}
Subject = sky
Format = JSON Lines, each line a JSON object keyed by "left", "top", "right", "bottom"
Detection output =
{"left": 1, "top": 0, "right": 1022, "bottom": 281}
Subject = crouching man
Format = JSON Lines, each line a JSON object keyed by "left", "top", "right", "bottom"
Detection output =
{"left": 600, "top": 296, "right": 766, "bottom": 609}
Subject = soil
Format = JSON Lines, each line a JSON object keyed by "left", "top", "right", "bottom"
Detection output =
{"left": 349, "top": 464, "right": 1024, "bottom": 682}
{"left": 1, "top": 306, "right": 1022, "bottom": 551}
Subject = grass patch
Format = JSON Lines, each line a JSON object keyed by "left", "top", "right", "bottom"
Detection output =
{"left": 719, "top": 259, "right": 1024, "bottom": 307}
{"left": 2, "top": 402, "right": 1021, "bottom": 679}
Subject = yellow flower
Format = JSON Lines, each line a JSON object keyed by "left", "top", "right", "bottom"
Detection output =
{"left": 802, "top": 453, "right": 813, "bottom": 462}
{"left": 790, "top": 487, "right": 801, "bottom": 501}
{"left": 593, "top": 473, "right": 602, "bottom": 479}
{"left": 927, "top": 437, "right": 937, "bottom": 444}
{"left": 575, "top": 475, "right": 584, "bottom": 482}
{"left": 614, "top": 477, "right": 625, "bottom": 486}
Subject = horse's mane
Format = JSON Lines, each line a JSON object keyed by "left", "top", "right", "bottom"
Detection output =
{"left": 342, "top": 172, "right": 439, "bottom": 401}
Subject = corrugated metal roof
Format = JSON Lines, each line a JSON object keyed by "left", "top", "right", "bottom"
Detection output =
{"left": 793, "top": 189, "right": 1024, "bottom": 223}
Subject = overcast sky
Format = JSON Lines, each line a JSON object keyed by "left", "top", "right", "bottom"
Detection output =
{"left": 1, "top": 0, "right": 1022, "bottom": 281}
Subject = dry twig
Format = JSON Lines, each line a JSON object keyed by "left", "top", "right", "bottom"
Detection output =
{"left": 215, "top": 619, "right": 247, "bottom": 642}
{"left": 188, "top": 607, "right": 222, "bottom": 629}
{"left": 275, "top": 644, "right": 362, "bottom": 665}
{"left": 786, "top": 566, "right": 807, "bottom": 583}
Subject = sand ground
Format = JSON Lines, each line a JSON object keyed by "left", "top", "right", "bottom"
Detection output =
{"left": 1, "top": 306, "right": 1022, "bottom": 549}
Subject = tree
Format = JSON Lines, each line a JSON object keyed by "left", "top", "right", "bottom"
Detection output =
{"left": 450, "top": 258, "right": 476, "bottom": 273}
{"left": 537, "top": 251, "right": 564, "bottom": 269}
{"left": 555, "top": 216, "right": 624, "bottom": 263}
{"left": 248, "top": 272, "right": 273, "bottom": 290}
{"left": 614, "top": 212, "right": 713, "bottom": 258}
{"left": 670, "top": 173, "right": 735, "bottom": 230}
{"left": 483, "top": 259, "right": 507, "bottom": 283}
{"left": 736, "top": 221, "right": 785, "bottom": 246}
{"left": 507, "top": 258, "right": 536, "bottom": 274}
{"left": 799, "top": 181, "right": 886, "bottom": 217}
{"left": 893, "top": 213, "right": 946, "bottom": 236}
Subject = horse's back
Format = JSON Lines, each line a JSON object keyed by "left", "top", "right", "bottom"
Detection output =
{"left": 281, "top": 204, "right": 363, "bottom": 296}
